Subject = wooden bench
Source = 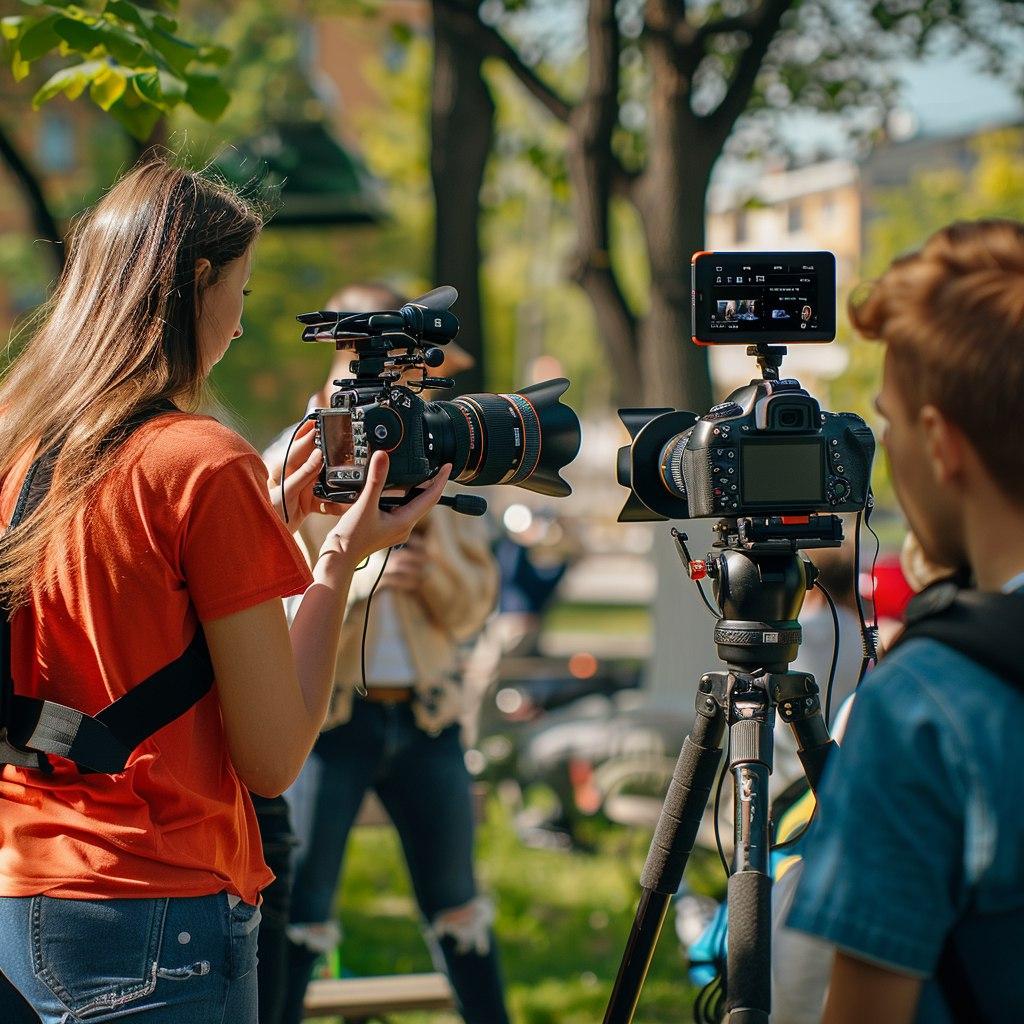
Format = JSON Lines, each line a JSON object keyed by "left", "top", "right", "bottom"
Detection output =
{"left": 304, "top": 972, "right": 455, "bottom": 1020}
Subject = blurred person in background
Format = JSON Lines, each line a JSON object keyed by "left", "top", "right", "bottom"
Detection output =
{"left": 260, "top": 284, "right": 509, "bottom": 1024}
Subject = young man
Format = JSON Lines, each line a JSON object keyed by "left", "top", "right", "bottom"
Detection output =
{"left": 787, "top": 220, "right": 1024, "bottom": 1023}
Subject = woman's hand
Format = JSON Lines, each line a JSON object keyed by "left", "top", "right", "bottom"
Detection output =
{"left": 269, "top": 420, "right": 348, "bottom": 533}
{"left": 321, "top": 451, "right": 451, "bottom": 567}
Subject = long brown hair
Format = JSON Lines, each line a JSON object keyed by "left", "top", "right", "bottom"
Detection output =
{"left": 0, "top": 159, "right": 262, "bottom": 607}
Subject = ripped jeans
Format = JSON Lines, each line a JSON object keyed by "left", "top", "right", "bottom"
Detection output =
{"left": 282, "top": 700, "right": 510, "bottom": 1024}
{"left": 0, "top": 892, "right": 260, "bottom": 1023}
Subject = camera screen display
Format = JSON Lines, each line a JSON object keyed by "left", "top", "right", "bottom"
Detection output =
{"left": 741, "top": 441, "right": 824, "bottom": 504}
{"left": 692, "top": 251, "right": 836, "bottom": 344}
{"left": 319, "top": 411, "right": 355, "bottom": 469}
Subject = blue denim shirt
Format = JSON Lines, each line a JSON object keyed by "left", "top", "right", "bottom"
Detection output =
{"left": 787, "top": 637, "right": 1024, "bottom": 1023}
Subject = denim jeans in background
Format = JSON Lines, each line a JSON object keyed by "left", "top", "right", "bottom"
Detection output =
{"left": 282, "top": 699, "right": 510, "bottom": 1024}
{"left": 0, "top": 892, "right": 260, "bottom": 1023}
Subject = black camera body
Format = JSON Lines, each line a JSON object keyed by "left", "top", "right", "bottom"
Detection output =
{"left": 617, "top": 249, "right": 874, "bottom": 526}
{"left": 617, "top": 376, "right": 874, "bottom": 522}
{"left": 297, "top": 287, "right": 581, "bottom": 510}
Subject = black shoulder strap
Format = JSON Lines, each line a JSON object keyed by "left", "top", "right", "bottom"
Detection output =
{"left": 891, "top": 580, "right": 1024, "bottom": 691}
{"left": 0, "top": 402, "right": 215, "bottom": 775}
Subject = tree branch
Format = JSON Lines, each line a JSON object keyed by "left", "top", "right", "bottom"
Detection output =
{"left": 433, "top": 0, "right": 574, "bottom": 124}
{"left": 706, "top": 0, "right": 793, "bottom": 139}
{"left": 0, "top": 122, "right": 64, "bottom": 273}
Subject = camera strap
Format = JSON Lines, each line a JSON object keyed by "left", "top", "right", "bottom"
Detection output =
{"left": 0, "top": 402, "right": 215, "bottom": 775}
{"left": 887, "top": 578, "right": 1024, "bottom": 1024}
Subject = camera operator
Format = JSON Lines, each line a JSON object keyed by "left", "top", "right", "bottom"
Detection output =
{"left": 786, "top": 220, "right": 1024, "bottom": 1023}
{"left": 262, "top": 285, "right": 510, "bottom": 1024}
{"left": 0, "top": 163, "right": 447, "bottom": 1024}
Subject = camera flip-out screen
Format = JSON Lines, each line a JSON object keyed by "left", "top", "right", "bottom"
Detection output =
{"left": 692, "top": 251, "right": 837, "bottom": 344}
{"left": 319, "top": 410, "right": 355, "bottom": 469}
{"left": 741, "top": 441, "right": 824, "bottom": 505}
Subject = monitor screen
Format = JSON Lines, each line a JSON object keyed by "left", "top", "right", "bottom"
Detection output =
{"left": 741, "top": 441, "right": 824, "bottom": 504}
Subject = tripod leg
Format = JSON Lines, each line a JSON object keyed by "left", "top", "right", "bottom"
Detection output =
{"left": 773, "top": 672, "right": 838, "bottom": 794}
{"left": 602, "top": 681, "right": 727, "bottom": 1024}
{"left": 725, "top": 713, "right": 773, "bottom": 1024}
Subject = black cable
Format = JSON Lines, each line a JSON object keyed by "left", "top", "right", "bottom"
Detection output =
{"left": 853, "top": 509, "right": 873, "bottom": 689}
{"left": 814, "top": 580, "right": 840, "bottom": 729}
{"left": 694, "top": 577, "right": 720, "bottom": 619}
{"left": 358, "top": 546, "right": 394, "bottom": 696}
{"left": 713, "top": 731, "right": 732, "bottom": 879}
{"left": 278, "top": 413, "right": 317, "bottom": 525}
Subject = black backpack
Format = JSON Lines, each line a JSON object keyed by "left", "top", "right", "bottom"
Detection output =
{"left": 886, "top": 577, "right": 1024, "bottom": 1024}
{"left": 0, "top": 404, "right": 214, "bottom": 775}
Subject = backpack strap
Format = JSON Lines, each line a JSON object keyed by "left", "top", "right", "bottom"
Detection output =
{"left": 891, "top": 579, "right": 1024, "bottom": 691}
{"left": 0, "top": 402, "right": 215, "bottom": 775}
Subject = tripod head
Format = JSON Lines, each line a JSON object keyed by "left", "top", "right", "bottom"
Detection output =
{"left": 677, "top": 512, "right": 842, "bottom": 671}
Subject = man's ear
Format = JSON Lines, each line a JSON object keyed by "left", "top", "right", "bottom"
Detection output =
{"left": 919, "top": 404, "right": 966, "bottom": 488}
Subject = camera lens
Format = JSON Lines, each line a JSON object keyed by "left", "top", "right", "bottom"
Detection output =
{"left": 423, "top": 379, "right": 581, "bottom": 497}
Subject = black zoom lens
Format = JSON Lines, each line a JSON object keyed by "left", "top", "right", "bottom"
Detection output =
{"left": 423, "top": 378, "right": 581, "bottom": 497}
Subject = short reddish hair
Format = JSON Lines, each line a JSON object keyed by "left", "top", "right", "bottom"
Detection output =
{"left": 850, "top": 219, "right": 1024, "bottom": 504}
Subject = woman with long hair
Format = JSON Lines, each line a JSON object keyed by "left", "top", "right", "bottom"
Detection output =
{"left": 0, "top": 159, "right": 448, "bottom": 1024}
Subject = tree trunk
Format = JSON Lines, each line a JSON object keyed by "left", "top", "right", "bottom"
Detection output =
{"left": 635, "top": 49, "right": 722, "bottom": 708}
{"left": 0, "top": 123, "right": 64, "bottom": 273}
{"left": 430, "top": 0, "right": 495, "bottom": 396}
{"left": 634, "top": 55, "right": 716, "bottom": 411}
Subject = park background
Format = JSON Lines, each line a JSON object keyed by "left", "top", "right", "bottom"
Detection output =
{"left": 2, "top": 2, "right": 1024, "bottom": 1021}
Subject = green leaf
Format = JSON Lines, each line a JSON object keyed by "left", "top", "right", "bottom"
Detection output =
{"left": 157, "top": 67, "right": 187, "bottom": 100}
{"left": 96, "top": 22, "right": 145, "bottom": 66}
{"left": 196, "top": 43, "right": 230, "bottom": 67}
{"left": 185, "top": 70, "right": 229, "bottom": 121}
{"left": 17, "top": 13, "right": 61, "bottom": 61}
{"left": 146, "top": 25, "right": 195, "bottom": 74}
{"left": 53, "top": 17, "right": 104, "bottom": 54}
{"left": 32, "top": 63, "right": 95, "bottom": 105}
{"left": 88, "top": 63, "right": 126, "bottom": 110}
{"left": 109, "top": 94, "right": 162, "bottom": 140}
{"left": 104, "top": 1, "right": 145, "bottom": 29}
{"left": 1, "top": 17, "right": 26, "bottom": 42}
{"left": 131, "top": 69, "right": 165, "bottom": 105}
{"left": 11, "top": 53, "right": 30, "bottom": 81}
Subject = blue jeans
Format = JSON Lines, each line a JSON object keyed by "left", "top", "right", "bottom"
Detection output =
{"left": 282, "top": 699, "right": 510, "bottom": 1024}
{"left": 0, "top": 893, "right": 260, "bottom": 1023}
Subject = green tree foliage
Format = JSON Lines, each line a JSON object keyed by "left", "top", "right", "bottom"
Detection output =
{"left": 2, "top": 0, "right": 231, "bottom": 140}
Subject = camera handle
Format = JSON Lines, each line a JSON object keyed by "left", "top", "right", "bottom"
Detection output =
{"left": 602, "top": 540, "right": 839, "bottom": 1024}
{"left": 378, "top": 491, "right": 488, "bottom": 517}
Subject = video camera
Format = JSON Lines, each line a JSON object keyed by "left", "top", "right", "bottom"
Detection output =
{"left": 616, "top": 251, "right": 874, "bottom": 537}
{"left": 297, "top": 286, "right": 582, "bottom": 516}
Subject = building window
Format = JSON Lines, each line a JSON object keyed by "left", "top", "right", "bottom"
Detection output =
{"left": 787, "top": 201, "right": 803, "bottom": 234}
{"left": 821, "top": 195, "right": 837, "bottom": 223}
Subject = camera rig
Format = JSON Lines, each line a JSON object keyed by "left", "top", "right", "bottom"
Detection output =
{"left": 296, "top": 287, "right": 581, "bottom": 516}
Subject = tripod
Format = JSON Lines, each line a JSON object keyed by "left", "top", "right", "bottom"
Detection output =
{"left": 603, "top": 515, "right": 842, "bottom": 1024}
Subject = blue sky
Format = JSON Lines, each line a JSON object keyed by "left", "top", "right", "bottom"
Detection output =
{"left": 899, "top": 53, "right": 1022, "bottom": 135}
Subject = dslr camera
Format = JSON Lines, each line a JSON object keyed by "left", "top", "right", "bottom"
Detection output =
{"left": 617, "top": 252, "right": 874, "bottom": 531}
{"left": 297, "top": 287, "right": 581, "bottom": 514}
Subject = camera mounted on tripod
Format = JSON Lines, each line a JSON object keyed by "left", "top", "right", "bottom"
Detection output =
{"left": 616, "top": 251, "right": 874, "bottom": 546}
{"left": 297, "top": 286, "right": 582, "bottom": 515}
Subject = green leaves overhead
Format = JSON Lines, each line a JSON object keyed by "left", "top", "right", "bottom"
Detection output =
{"left": 2, "top": 1, "right": 232, "bottom": 139}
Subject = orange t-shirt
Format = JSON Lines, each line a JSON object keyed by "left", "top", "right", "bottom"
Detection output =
{"left": 0, "top": 413, "right": 313, "bottom": 904}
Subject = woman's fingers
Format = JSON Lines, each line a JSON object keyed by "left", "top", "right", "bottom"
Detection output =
{"left": 389, "top": 465, "right": 451, "bottom": 529}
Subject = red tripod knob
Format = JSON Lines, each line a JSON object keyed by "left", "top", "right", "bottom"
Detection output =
{"left": 688, "top": 560, "right": 708, "bottom": 580}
